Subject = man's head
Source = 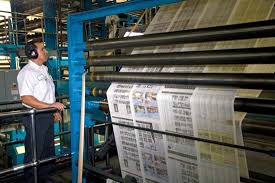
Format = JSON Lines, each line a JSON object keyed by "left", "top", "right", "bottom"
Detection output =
{"left": 25, "top": 38, "right": 48, "bottom": 65}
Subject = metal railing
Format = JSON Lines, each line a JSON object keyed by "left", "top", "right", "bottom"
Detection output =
{"left": 0, "top": 107, "right": 70, "bottom": 183}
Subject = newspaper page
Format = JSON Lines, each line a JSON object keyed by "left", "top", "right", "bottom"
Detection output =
{"left": 129, "top": 84, "right": 168, "bottom": 183}
{"left": 191, "top": 88, "right": 239, "bottom": 183}
{"left": 158, "top": 86, "right": 199, "bottom": 183}
{"left": 107, "top": 83, "right": 143, "bottom": 183}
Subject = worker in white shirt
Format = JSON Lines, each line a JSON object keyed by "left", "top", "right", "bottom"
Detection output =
{"left": 17, "top": 38, "right": 64, "bottom": 183}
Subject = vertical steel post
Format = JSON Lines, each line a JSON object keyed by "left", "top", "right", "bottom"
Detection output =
{"left": 15, "top": 13, "right": 18, "bottom": 45}
{"left": 105, "top": 115, "right": 109, "bottom": 166}
{"left": 85, "top": 127, "right": 91, "bottom": 164}
{"left": 91, "top": 127, "right": 95, "bottom": 167}
{"left": 30, "top": 109, "right": 38, "bottom": 183}
{"left": 10, "top": 51, "right": 16, "bottom": 69}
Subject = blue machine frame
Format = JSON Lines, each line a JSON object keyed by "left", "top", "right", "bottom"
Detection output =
{"left": 0, "top": 44, "right": 24, "bottom": 69}
{"left": 67, "top": 0, "right": 181, "bottom": 182}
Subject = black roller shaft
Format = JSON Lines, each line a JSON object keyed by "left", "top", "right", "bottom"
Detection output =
{"left": 90, "top": 87, "right": 107, "bottom": 97}
{"left": 91, "top": 72, "right": 275, "bottom": 90}
{"left": 89, "top": 47, "right": 275, "bottom": 66}
{"left": 93, "top": 92, "right": 275, "bottom": 115}
{"left": 87, "top": 20, "right": 275, "bottom": 50}
{"left": 235, "top": 97, "right": 275, "bottom": 115}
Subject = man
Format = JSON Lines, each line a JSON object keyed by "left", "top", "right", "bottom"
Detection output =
{"left": 17, "top": 38, "right": 64, "bottom": 183}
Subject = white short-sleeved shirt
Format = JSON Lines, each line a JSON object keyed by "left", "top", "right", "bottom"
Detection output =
{"left": 17, "top": 60, "right": 55, "bottom": 108}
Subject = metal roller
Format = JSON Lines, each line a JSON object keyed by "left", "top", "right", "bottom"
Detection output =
{"left": 90, "top": 72, "right": 275, "bottom": 90}
{"left": 10, "top": 95, "right": 274, "bottom": 115}
{"left": 87, "top": 19, "right": 275, "bottom": 50}
{"left": 234, "top": 98, "right": 275, "bottom": 115}
{"left": 88, "top": 47, "right": 275, "bottom": 66}
{"left": 91, "top": 97, "right": 275, "bottom": 115}
{"left": 86, "top": 87, "right": 275, "bottom": 115}
{"left": 90, "top": 87, "right": 107, "bottom": 98}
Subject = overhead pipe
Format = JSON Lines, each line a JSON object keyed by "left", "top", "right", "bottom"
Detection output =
{"left": 88, "top": 47, "right": 275, "bottom": 66}
{"left": 87, "top": 19, "right": 275, "bottom": 50}
{"left": 90, "top": 72, "right": 275, "bottom": 90}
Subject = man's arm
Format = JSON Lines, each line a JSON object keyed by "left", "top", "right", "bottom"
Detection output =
{"left": 21, "top": 95, "right": 64, "bottom": 110}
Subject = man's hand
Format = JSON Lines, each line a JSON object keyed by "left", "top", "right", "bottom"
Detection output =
{"left": 49, "top": 102, "right": 65, "bottom": 111}
{"left": 53, "top": 112, "right": 62, "bottom": 122}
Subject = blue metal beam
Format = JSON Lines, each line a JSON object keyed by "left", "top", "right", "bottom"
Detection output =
{"left": 67, "top": 0, "right": 182, "bottom": 182}
{"left": 0, "top": 44, "right": 24, "bottom": 69}
{"left": 10, "top": 51, "right": 16, "bottom": 69}
{"left": 43, "top": 0, "right": 57, "bottom": 49}
{"left": 67, "top": 15, "right": 86, "bottom": 183}
{"left": 71, "top": 0, "right": 181, "bottom": 22}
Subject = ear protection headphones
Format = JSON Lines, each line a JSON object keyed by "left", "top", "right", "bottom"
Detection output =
{"left": 25, "top": 41, "right": 38, "bottom": 59}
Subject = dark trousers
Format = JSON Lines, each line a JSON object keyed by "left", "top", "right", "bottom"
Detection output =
{"left": 22, "top": 112, "right": 55, "bottom": 183}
